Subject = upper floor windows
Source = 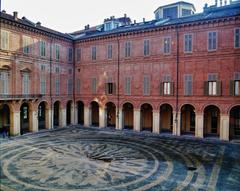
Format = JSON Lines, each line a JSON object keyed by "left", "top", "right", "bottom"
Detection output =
{"left": 143, "top": 39, "right": 150, "bottom": 56}
{"left": 68, "top": 79, "right": 73, "bottom": 95}
{"left": 125, "top": 41, "right": 131, "bottom": 58}
{"left": 40, "top": 40, "right": 46, "bottom": 57}
{"left": 184, "top": 34, "right": 192, "bottom": 53}
{"left": 76, "top": 48, "right": 81, "bottom": 62}
{"left": 124, "top": 77, "right": 131, "bottom": 95}
{"left": 107, "top": 44, "right": 113, "bottom": 59}
{"left": 160, "top": 75, "right": 174, "bottom": 96}
{"left": 0, "top": 30, "right": 9, "bottom": 50}
{"left": 22, "top": 73, "right": 30, "bottom": 95}
{"left": 143, "top": 75, "right": 150, "bottom": 96}
{"left": 76, "top": 79, "right": 81, "bottom": 94}
{"left": 163, "top": 37, "right": 171, "bottom": 54}
{"left": 208, "top": 31, "right": 217, "bottom": 51}
{"left": 23, "top": 36, "right": 31, "bottom": 54}
{"left": 204, "top": 74, "right": 221, "bottom": 96}
{"left": 55, "top": 44, "right": 60, "bottom": 61}
{"left": 0, "top": 71, "right": 9, "bottom": 94}
{"left": 230, "top": 72, "right": 240, "bottom": 96}
{"left": 184, "top": 74, "right": 193, "bottom": 95}
{"left": 68, "top": 48, "right": 73, "bottom": 62}
{"left": 235, "top": 28, "right": 240, "bottom": 48}
{"left": 92, "top": 46, "right": 97, "bottom": 60}
{"left": 91, "top": 78, "right": 97, "bottom": 93}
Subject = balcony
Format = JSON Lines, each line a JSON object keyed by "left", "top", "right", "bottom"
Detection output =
{"left": 0, "top": 94, "right": 43, "bottom": 101}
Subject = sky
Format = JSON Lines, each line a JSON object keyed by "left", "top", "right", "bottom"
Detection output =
{"left": 1, "top": 0, "right": 216, "bottom": 33}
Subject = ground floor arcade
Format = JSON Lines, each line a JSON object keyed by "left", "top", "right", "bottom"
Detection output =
{"left": 0, "top": 100, "right": 239, "bottom": 141}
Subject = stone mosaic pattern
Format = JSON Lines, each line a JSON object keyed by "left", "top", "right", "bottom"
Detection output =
{"left": 0, "top": 127, "right": 240, "bottom": 191}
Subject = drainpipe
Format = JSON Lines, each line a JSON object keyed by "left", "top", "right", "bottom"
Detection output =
{"left": 117, "top": 34, "right": 120, "bottom": 130}
{"left": 175, "top": 24, "right": 180, "bottom": 133}
{"left": 50, "top": 37, "right": 53, "bottom": 130}
{"left": 73, "top": 41, "right": 76, "bottom": 125}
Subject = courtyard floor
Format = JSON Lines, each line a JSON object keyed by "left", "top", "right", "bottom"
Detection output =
{"left": 0, "top": 127, "right": 240, "bottom": 191}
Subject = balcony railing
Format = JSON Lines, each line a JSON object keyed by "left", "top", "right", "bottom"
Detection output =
{"left": 0, "top": 94, "right": 43, "bottom": 100}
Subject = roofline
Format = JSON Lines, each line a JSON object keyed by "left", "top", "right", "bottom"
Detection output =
{"left": 154, "top": 1, "right": 196, "bottom": 13}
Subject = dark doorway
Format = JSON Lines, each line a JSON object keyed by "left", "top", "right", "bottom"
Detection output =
{"left": 20, "top": 103, "right": 30, "bottom": 135}
{"left": 0, "top": 104, "right": 10, "bottom": 136}
{"left": 66, "top": 101, "right": 72, "bottom": 125}
{"left": 106, "top": 102, "right": 116, "bottom": 128}
{"left": 160, "top": 104, "right": 173, "bottom": 133}
{"left": 38, "top": 102, "right": 46, "bottom": 130}
{"left": 91, "top": 101, "right": 99, "bottom": 126}
{"left": 54, "top": 101, "right": 60, "bottom": 127}
{"left": 123, "top": 103, "right": 134, "bottom": 129}
{"left": 141, "top": 103, "right": 153, "bottom": 132}
{"left": 204, "top": 105, "right": 220, "bottom": 137}
{"left": 77, "top": 101, "right": 84, "bottom": 125}
{"left": 181, "top": 104, "right": 195, "bottom": 134}
{"left": 230, "top": 106, "right": 240, "bottom": 139}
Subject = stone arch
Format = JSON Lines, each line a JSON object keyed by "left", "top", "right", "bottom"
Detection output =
{"left": 106, "top": 102, "right": 116, "bottom": 128}
{"left": 181, "top": 104, "right": 195, "bottom": 134}
{"left": 90, "top": 101, "right": 99, "bottom": 126}
{"left": 140, "top": 103, "right": 153, "bottom": 132}
{"left": 160, "top": 103, "right": 173, "bottom": 133}
{"left": 122, "top": 102, "right": 134, "bottom": 129}
{"left": 229, "top": 105, "right": 240, "bottom": 140}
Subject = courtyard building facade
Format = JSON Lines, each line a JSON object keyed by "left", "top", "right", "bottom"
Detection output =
{"left": 0, "top": 0, "right": 240, "bottom": 141}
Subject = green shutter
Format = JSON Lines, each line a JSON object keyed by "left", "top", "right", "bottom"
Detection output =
{"left": 170, "top": 82, "right": 174, "bottom": 95}
{"left": 159, "top": 82, "right": 163, "bottom": 96}
{"left": 230, "top": 80, "right": 234, "bottom": 96}
{"left": 217, "top": 81, "right": 222, "bottom": 96}
{"left": 204, "top": 81, "right": 209, "bottom": 96}
{"left": 113, "top": 83, "right": 117, "bottom": 95}
{"left": 105, "top": 83, "right": 108, "bottom": 95}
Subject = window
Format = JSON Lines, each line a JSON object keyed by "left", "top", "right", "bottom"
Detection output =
{"left": 163, "top": 37, "right": 171, "bottom": 54}
{"left": 23, "top": 36, "right": 31, "bottom": 54}
{"left": 230, "top": 72, "right": 240, "bottom": 96}
{"left": 91, "top": 78, "right": 97, "bottom": 93}
{"left": 182, "top": 9, "right": 192, "bottom": 17}
{"left": 143, "top": 76, "right": 150, "bottom": 96}
{"left": 204, "top": 74, "right": 221, "bottom": 96}
{"left": 106, "top": 83, "right": 114, "bottom": 95}
{"left": 160, "top": 75, "right": 173, "bottom": 96}
{"left": 0, "top": 71, "right": 9, "bottom": 94}
{"left": 164, "top": 82, "right": 171, "bottom": 95}
{"left": 68, "top": 79, "right": 73, "bottom": 95}
{"left": 22, "top": 73, "right": 29, "bottom": 94}
{"left": 40, "top": 41, "right": 46, "bottom": 57}
{"left": 76, "top": 79, "right": 81, "bottom": 94}
{"left": 125, "top": 41, "right": 131, "bottom": 58}
{"left": 107, "top": 44, "right": 113, "bottom": 59}
{"left": 163, "top": 6, "right": 178, "bottom": 19}
{"left": 55, "top": 77, "right": 60, "bottom": 95}
{"left": 144, "top": 39, "right": 150, "bottom": 56}
{"left": 76, "top": 48, "right": 81, "bottom": 62}
{"left": 124, "top": 77, "right": 131, "bottom": 95}
{"left": 184, "top": 34, "right": 193, "bottom": 53}
{"left": 68, "top": 48, "right": 73, "bottom": 62}
{"left": 55, "top": 44, "right": 60, "bottom": 61}
{"left": 208, "top": 31, "right": 217, "bottom": 51}
{"left": 208, "top": 81, "right": 217, "bottom": 95}
{"left": 234, "top": 81, "right": 240, "bottom": 96}
{"left": 184, "top": 75, "right": 193, "bottom": 95}
{"left": 92, "top": 46, "right": 97, "bottom": 60}
{"left": 0, "top": 30, "right": 9, "bottom": 50}
{"left": 235, "top": 28, "right": 240, "bottom": 48}
{"left": 40, "top": 65, "right": 46, "bottom": 94}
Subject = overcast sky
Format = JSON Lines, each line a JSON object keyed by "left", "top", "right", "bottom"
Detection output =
{"left": 2, "top": 0, "right": 216, "bottom": 33}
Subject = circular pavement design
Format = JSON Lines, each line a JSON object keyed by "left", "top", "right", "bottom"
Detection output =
{"left": 0, "top": 127, "right": 239, "bottom": 191}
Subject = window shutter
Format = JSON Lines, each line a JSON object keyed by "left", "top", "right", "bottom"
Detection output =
{"left": 230, "top": 80, "right": 234, "bottom": 96}
{"left": 105, "top": 83, "right": 108, "bottom": 95}
{"left": 170, "top": 82, "right": 174, "bottom": 95}
{"left": 113, "top": 83, "right": 117, "bottom": 95}
{"left": 159, "top": 82, "right": 163, "bottom": 95}
{"left": 204, "top": 81, "right": 209, "bottom": 95}
{"left": 217, "top": 81, "right": 222, "bottom": 96}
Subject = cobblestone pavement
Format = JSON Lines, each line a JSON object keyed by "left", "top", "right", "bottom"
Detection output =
{"left": 0, "top": 127, "right": 240, "bottom": 191}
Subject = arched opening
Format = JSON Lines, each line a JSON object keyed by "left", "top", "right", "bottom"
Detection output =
{"left": 20, "top": 102, "right": 30, "bottom": 135}
{"left": 141, "top": 103, "right": 153, "bottom": 132}
{"left": 54, "top": 101, "right": 60, "bottom": 128}
{"left": 123, "top": 102, "right": 134, "bottom": 129}
{"left": 91, "top": 101, "right": 99, "bottom": 126}
{"left": 106, "top": 102, "right": 116, "bottom": 128}
{"left": 0, "top": 104, "right": 10, "bottom": 137}
{"left": 160, "top": 104, "right": 173, "bottom": 133}
{"left": 181, "top": 104, "right": 195, "bottom": 135}
{"left": 38, "top": 102, "right": 47, "bottom": 130}
{"left": 204, "top": 105, "right": 220, "bottom": 137}
{"left": 66, "top": 101, "right": 72, "bottom": 126}
{"left": 77, "top": 101, "right": 84, "bottom": 125}
{"left": 230, "top": 106, "right": 240, "bottom": 140}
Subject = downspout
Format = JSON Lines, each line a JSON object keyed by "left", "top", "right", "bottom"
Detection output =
{"left": 117, "top": 35, "right": 120, "bottom": 130}
{"left": 175, "top": 24, "right": 180, "bottom": 134}
{"left": 50, "top": 37, "right": 53, "bottom": 129}
{"left": 73, "top": 41, "right": 76, "bottom": 126}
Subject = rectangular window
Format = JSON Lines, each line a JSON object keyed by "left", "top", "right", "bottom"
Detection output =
{"left": 235, "top": 81, "right": 240, "bottom": 96}
{"left": 55, "top": 77, "right": 60, "bottom": 95}
{"left": 208, "top": 81, "right": 217, "bottom": 95}
{"left": 22, "top": 73, "right": 29, "bottom": 94}
{"left": 0, "top": 71, "right": 9, "bottom": 94}
{"left": 40, "top": 76, "right": 46, "bottom": 94}
{"left": 184, "top": 75, "right": 193, "bottom": 95}
{"left": 208, "top": 31, "right": 217, "bottom": 51}
{"left": 23, "top": 36, "right": 31, "bottom": 54}
{"left": 163, "top": 37, "right": 171, "bottom": 54}
{"left": 91, "top": 78, "right": 97, "bottom": 93}
{"left": 76, "top": 48, "right": 81, "bottom": 62}
{"left": 40, "top": 41, "right": 46, "bottom": 57}
{"left": 68, "top": 48, "right": 73, "bottom": 62}
{"left": 55, "top": 44, "right": 60, "bottom": 61}
{"left": 143, "top": 76, "right": 150, "bottom": 96}
{"left": 164, "top": 82, "right": 171, "bottom": 95}
{"left": 76, "top": 79, "right": 81, "bottom": 94}
{"left": 92, "top": 46, "right": 97, "bottom": 60}
{"left": 107, "top": 44, "right": 113, "bottom": 59}
{"left": 106, "top": 83, "right": 114, "bottom": 95}
{"left": 184, "top": 34, "right": 193, "bottom": 53}
{"left": 124, "top": 77, "right": 131, "bottom": 95}
{"left": 235, "top": 28, "right": 240, "bottom": 48}
{"left": 144, "top": 39, "right": 150, "bottom": 56}
{"left": 1, "top": 30, "right": 9, "bottom": 50}
{"left": 125, "top": 41, "right": 131, "bottom": 58}
{"left": 68, "top": 79, "right": 73, "bottom": 95}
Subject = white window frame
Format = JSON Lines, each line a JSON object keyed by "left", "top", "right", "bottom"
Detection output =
{"left": 1, "top": 30, "right": 9, "bottom": 50}
{"left": 208, "top": 31, "right": 217, "bottom": 51}
{"left": 163, "top": 82, "right": 171, "bottom": 95}
{"left": 208, "top": 81, "right": 217, "bottom": 96}
{"left": 163, "top": 37, "right": 171, "bottom": 54}
{"left": 184, "top": 34, "right": 193, "bottom": 53}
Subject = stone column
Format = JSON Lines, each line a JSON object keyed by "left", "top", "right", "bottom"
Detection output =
{"left": 134, "top": 109, "right": 141, "bottom": 132}
{"left": 195, "top": 113, "right": 204, "bottom": 138}
{"left": 60, "top": 108, "right": 66, "bottom": 127}
{"left": 71, "top": 104, "right": 75, "bottom": 125}
{"left": 74, "top": 105, "right": 78, "bottom": 125}
{"left": 29, "top": 109, "right": 38, "bottom": 133}
{"left": 45, "top": 109, "right": 52, "bottom": 130}
{"left": 84, "top": 106, "right": 90, "bottom": 127}
{"left": 220, "top": 114, "right": 229, "bottom": 141}
{"left": 152, "top": 110, "right": 160, "bottom": 134}
{"left": 99, "top": 106, "right": 106, "bottom": 128}
{"left": 173, "top": 112, "right": 181, "bottom": 136}
{"left": 11, "top": 111, "right": 20, "bottom": 136}
{"left": 116, "top": 108, "right": 123, "bottom": 130}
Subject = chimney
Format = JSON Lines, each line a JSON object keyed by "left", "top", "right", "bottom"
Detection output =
{"left": 13, "top": 11, "right": 18, "bottom": 20}
{"left": 85, "top": 24, "right": 90, "bottom": 30}
{"left": 124, "top": 13, "right": 127, "bottom": 18}
{"left": 36, "top": 22, "right": 41, "bottom": 27}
